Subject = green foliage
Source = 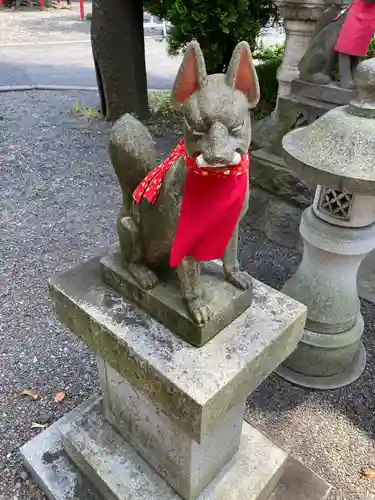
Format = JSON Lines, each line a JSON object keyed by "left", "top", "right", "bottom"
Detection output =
{"left": 144, "top": 0, "right": 279, "bottom": 74}
{"left": 253, "top": 42, "right": 284, "bottom": 62}
{"left": 73, "top": 104, "right": 101, "bottom": 120}
{"left": 253, "top": 44, "right": 284, "bottom": 120}
{"left": 365, "top": 38, "right": 375, "bottom": 59}
{"left": 148, "top": 90, "right": 175, "bottom": 116}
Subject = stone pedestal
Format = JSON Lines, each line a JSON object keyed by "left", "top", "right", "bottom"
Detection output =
{"left": 278, "top": 58, "right": 375, "bottom": 389}
{"left": 20, "top": 257, "right": 331, "bottom": 500}
{"left": 100, "top": 253, "right": 253, "bottom": 347}
{"left": 278, "top": 205, "right": 370, "bottom": 388}
{"left": 274, "top": 0, "right": 331, "bottom": 99}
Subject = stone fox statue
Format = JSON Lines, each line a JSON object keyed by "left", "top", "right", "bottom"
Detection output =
{"left": 298, "top": 0, "right": 375, "bottom": 89}
{"left": 108, "top": 41, "right": 260, "bottom": 325}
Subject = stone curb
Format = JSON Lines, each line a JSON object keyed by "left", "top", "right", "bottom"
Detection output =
{"left": 0, "top": 85, "right": 169, "bottom": 92}
{"left": 0, "top": 84, "right": 98, "bottom": 92}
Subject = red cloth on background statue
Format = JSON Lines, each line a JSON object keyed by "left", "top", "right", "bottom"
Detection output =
{"left": 334, "top": 0, "right": 375, "bottom": 57}
{"left": 133, "top": 140, "right": 249, "bottom": 268}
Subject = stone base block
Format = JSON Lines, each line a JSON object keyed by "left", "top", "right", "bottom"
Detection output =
{"left": 100, "top": 252, "right": 253, "bottom": 347}
{"left": 98, "top": 358, "right": 246, "bottom": 500}
{"left": 277, "top": 341, "right": 367, "bottom": 390}
{"left": 246, "top": 149, "right": 313, "bottom": 250}
{"left": 20, "top": 398, "right": 331, "bottom": 500}
{"left": 64, "top": 402, "right": 287, "bottom": 500}
{"left": 20, "top": 397, "right": 103, "bottom": 500}
{"left": 291, "top": 79, "right": 355, "bottom": 107}
{"left": 250, "top": 149, "right": 313, "bottom": 209}
{"left": 245, "top": 185, "right": 303, "bottom": 250}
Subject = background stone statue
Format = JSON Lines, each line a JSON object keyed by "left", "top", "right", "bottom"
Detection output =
{"left": 91, "top": 0, "right": 149, "bottom": 121}
{"left": 108, "top": 41, "right": 260, "bottom": 325}
{"left": 298, "top": 0, "right": 375, "bottom": 89}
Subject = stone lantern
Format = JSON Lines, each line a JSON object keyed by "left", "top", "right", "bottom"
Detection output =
{"left": 277, "top": 58, "right": 375, "bottom": 389}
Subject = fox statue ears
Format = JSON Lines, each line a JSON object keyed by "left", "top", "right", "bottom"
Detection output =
{"left": 171, "top": 40, "right": 260, "bottom": 108}
{"left": 225, "top": 41, "right": 260, "bottom": 107}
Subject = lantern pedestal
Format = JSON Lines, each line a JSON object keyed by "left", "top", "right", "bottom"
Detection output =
{"left": 276, "top": 202, "right": 373, "bottom": 389}
{"left": 279, "top": 58, "right": 375, "bottom": 388}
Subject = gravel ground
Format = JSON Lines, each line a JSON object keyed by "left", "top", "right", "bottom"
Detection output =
{"left": 0, "top": 4, "right": 169, "bottom": 45}
{"left": 0, "top": 4, "right": 92, "bottom": 45}
{"left": 0, "top": 90, "right": 374, "bottom": 500}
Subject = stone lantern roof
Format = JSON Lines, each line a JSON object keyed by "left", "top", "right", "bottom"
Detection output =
{"left": 282, "top": 58, "right": 375, "bottom": 195}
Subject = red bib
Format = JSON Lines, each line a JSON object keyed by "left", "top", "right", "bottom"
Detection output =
{"left": 133, "top": 141, "right": 249, "bottom": 268}
{"left": 334, "top": 0, "right": 375, "bottom": 57}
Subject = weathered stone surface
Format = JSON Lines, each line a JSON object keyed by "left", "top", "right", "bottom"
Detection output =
{"left": 21, "top": 397, "right": 332, "bottom": 500}
{"left": 291, "top": 79, "right": 355, "bottom": 106}
{"left": 272, "top": 95, "right": 332, "bottom": 156}
{"left": 63, "top": 403, "right": 179, "bottom": 500}
{"left": 280, "top": 207, "right": 372, "bottom": 386}
{"left": 251, "top": 149, "right": 314, "bottom": 208}
{"left": 20, "top": 397, "right": 102, "bottom": 500}
{"left": 246, "top": 186, "right": 303, "bottom": 250}
{"left": 297, "top": 5, "right": 349, "bottom": 88}
{"left": 268, "top": 457, "right": 331, "bottom": 500}
{"left": 285, "top": 207, "right": 375, "bottom": 333}
{"left": 358, "top": 248, "right": 375, "bottom": 303}
{"left": 98, "top": 358, "right": 245, "bottom": 499}
{"left": 273, "top": 0, "right": 328, "bottom": 98}
{"left": 251, "top": 114, "right": 275, "bottom": 151}
{"left": 313, "top": 186, "right": 375, "bottom": 228}
{"left": 63, "top": 404, "right": 287, "bottom": 500}
{"left": 283, "top": 105, "right": 375, "bottom": 194}
{"left": 276, "top": 340, "right": 367, "bottom": 390}
{"left": 271, "top": 97, "right": 307, "bottom": 157}
{"left": 48, "top": 257, "right": 306, "bottom": 443}
{"left": 278, "top": 205, "right": 371, "bottom": 388}
{"left": 101, "top": 252, "right": 253, "bottom": 347}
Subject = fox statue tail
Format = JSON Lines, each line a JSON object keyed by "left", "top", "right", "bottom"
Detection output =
{"left": 109, "top": 113, "right": 156, "bottom": 208}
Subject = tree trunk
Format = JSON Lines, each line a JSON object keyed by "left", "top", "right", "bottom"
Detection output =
{"left": 91, "top": 0, "right": 149, "bottom": 121}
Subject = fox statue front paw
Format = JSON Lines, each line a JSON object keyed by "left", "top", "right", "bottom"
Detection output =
{"left": 225, "top": 269, "right": 253, "bottom": 290}
{"left": 128, "top": 263, "right": 158, "bottom": 290}
{"left": 186, "top": 297, "right": 212, "bottom": 325}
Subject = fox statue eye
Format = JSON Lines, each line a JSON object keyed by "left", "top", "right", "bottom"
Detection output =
{"left": 184, "top": 118, "right": 205, "bottom": 136}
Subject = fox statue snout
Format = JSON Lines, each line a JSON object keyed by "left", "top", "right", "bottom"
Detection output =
{"left": 109, "top": 40, "right": 259, "bottom": 326}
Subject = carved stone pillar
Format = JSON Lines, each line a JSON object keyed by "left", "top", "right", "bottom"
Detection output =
{"left": 251, "top": 0, "right": 334, "bottom": 150}
{"left": 274, "top": 0, "right": 336, "bottom": 98}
